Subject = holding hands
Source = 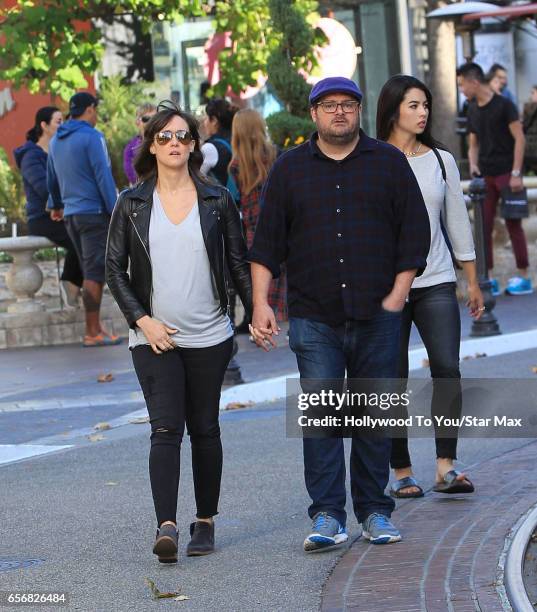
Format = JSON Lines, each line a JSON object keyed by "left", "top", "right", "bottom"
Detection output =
{"left": 249, "top": 303, "right": 280, "bottom": 351}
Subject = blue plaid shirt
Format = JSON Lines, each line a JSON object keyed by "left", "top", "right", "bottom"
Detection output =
{"left": 248, "top": 131, "right": 430, "bottom": 325}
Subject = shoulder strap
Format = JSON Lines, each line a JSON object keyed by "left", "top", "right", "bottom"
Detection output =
{"left": 211, "top": 137, "right": 232, "bottom": 154}
{"left": 431, "top": 147, "right": 446, "bottom": 182}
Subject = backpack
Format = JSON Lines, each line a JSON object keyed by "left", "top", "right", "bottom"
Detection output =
{"left": 431, "top": 147, "right": 462, "bottom": 270}
{"left": 210, "top": 137, "right": 241, "bottom": 203}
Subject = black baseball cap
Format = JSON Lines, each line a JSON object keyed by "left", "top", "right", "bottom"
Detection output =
{"left": 69, "top": 92, "right": 98, "bottom": 118}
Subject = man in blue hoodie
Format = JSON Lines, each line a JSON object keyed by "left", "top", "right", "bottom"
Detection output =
{"left": 47, "top": 92, "right": 120, "bottom": 346}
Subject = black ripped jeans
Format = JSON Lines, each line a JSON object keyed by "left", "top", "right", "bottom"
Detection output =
{"left": 391, "top": 282, "right": 462, "bottom": 470}
{"left": 132, "top": 337, "right": 233, "bottom": 526}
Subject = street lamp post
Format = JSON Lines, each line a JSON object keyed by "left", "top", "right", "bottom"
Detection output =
{"left": 469, "top": 177, "right": 501, "bottom": 336}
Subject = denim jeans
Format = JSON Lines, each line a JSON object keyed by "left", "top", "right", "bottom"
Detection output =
{"left": 391, "top": 282, "right": 462, "bottom": 469}
{"left": 288, "top": 311, "right": 400, "bottom": 525}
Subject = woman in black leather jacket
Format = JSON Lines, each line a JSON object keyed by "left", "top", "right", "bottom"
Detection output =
{"left": 106, "top": 101, "right": 252, "bottom": 563}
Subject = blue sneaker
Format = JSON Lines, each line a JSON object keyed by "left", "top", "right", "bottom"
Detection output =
{"left": 361, "top": 513, "right": 401, "bottom": 545}
{"left": 303, "top": 512, "right": 348, "bottom": 553}
{"left": 505, "top": 276, "right": 533, "bottom": 296}
{"left": 489, "top": 278, "right": 501, "bottom": 297}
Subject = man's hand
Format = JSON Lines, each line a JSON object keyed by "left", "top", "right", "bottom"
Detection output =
{"left": 509, "top": 175, "right": 524, "bottom": 192}
{"left": 250, "top": 303, "right": 280, "bottom": 352}
{"left": 469, "top": 163, "right": 481, "bottom": 178}
{"left": 50, "top": 209, "right": 64, "bottom": 221}
{"left": 381, "top": 294, "right": 406, "bottom": 313}
{"left": 136, "top": 315, "right": 177, "bottom": 355}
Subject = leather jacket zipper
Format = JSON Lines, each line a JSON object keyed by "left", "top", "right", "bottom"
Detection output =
{"left": 129, "top": 214, "right": 154, "bottom": 315}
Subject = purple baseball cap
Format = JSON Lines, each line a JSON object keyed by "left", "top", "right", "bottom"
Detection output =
{"left": 309, "top": 77, "right": 363, "bottom": 106}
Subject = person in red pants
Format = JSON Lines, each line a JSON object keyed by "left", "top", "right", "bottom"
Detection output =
{"left": 457, "top": 62, "right": 531, "bottom": 296}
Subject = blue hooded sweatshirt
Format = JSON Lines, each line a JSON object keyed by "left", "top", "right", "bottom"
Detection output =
{"left": 47, "top": 119, "right": 117, "bottom": 216}
{"left": 13, "top": 140, "right": 49, "bottom": 222}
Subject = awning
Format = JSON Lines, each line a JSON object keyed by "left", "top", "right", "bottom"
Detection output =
{"left": 463, "top": 3, "right": 537, "bottom": 22}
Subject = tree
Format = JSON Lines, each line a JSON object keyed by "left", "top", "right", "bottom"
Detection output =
{"left": 0, "top": 0, "right": 205, "bottom": 100}
{"left": 0, "top": 0, "right": 325, "bottom": 103}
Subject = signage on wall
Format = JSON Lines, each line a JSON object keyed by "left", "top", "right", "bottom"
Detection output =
{"left": 0, "top": 87, "right": 16, "bottom": 118}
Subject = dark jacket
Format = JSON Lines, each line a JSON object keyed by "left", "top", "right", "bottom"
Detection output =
{"left": 13, "top": 141, "right": 48, "bottom": 221}
{"left": 105, "top": 175, "right": 252, "bottom": 329}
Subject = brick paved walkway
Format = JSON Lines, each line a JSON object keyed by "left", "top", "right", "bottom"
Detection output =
{"left": 322, "top": 441, "right": 537, "bottom": 611}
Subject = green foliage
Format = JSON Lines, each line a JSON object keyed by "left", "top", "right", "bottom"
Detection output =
{"left": 0, "top": 148, "right": 25, "bottom": 223}
{"left": 266, "top": 0, "right": 326, "bottom": 117}
{"left": 96, "top": 76, "right": 152, "bottom": 188}
{"left": 0, "top": 0, "right": 205, "bottom": 100}
{"left": 266, "top": 111, "right": 315, "bottom": 149}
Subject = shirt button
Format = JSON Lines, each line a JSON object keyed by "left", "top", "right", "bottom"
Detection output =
{"left": 336, "top": 184, "right": 340, "bottom": 189}
{"left": 341, "top": 283, "right": 346, "bottom": 288}
{"left": 340, "top": 258, "right": 344, "bottom": 263}
{"left": 338, "top": 233, "right": 342, "bottom": 238}
{"left": 336, "top": 208, "right": 340, "bottom": 213}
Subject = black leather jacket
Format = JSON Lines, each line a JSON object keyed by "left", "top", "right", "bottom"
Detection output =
{"left": 105, "top": 175, "right": 252, "bottom": 330}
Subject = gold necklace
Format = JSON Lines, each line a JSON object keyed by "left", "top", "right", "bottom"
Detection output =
{"left": 405, "top": 142, "right": 422, "bottom": 157}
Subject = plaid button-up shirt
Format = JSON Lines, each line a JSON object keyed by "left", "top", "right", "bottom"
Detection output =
{"left": 248, "top": 130, "right": 430, "bottom": 326}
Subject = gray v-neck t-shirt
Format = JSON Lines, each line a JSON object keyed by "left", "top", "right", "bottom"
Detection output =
{"left": 129, "top": 190, "right": 233, "bottom": 349}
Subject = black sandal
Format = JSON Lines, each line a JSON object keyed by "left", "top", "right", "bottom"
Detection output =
{"left": 433, "top": 469, "right": 474, "bottom": 494}
{"left": 390, "top": 476, "right": 424, "bottom": 499}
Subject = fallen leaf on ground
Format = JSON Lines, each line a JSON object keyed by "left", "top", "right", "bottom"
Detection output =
{"left": 105, "top": 481, "right": 118, "bottom": 486}
{"left": 94, "top": 422, "right": 111, "bottom": 431}
{"left": 97, "top": 373, "right": 114, "bottom": 383}
{"left": 145, "top": 578, "right": 181, "bottom": 600}
{"left": 129, "top": 416, "right": 150, "bottom": 424}
{"left": 174, "top": 595, "right": 190, "bottom": 601}
{"left": 225, "top": 401, "right": 255, "bottom": 411}
{"left": 87, "top": 433, "right": 105, "bottom": 442}
{"left": 421, "top": 359, "right": 429, "bottom": 368}
{"left": 475, "top": 352, "right": 487, "bottom": 359}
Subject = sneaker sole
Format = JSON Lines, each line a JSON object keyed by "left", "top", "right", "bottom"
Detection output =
{"left": 505, "top": 289, "right": 534, "bottom": 295}
{"left": 153, "top": 536, "right": 178, "bottom": 563}
{"left": 362, "top": 530, "right": 401, "bottom": 545}
{"left": 303, "top": 533, "right": 348, "bottom": 553}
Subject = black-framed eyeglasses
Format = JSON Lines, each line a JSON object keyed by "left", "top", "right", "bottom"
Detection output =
{"left": 140, "top": 115, "right": 152, "bottom": 123}
{"left": 155, "top": 130, "right": 194, "bottom": 146}
{"left": 316, "top": 100, "right": 360, "bottom": 114}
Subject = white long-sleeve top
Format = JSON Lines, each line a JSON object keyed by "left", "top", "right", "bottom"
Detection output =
{"left": 408, "top": 149, "right": 475, "bottom": 288}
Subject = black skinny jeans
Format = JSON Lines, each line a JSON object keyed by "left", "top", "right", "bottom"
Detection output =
{"left": 27, "top": 216, "right": 83, "bottom": 287}
{"left": 391, "top": 282, "right": 462, "bottom": 470}
{"left": 132, "top": 337, "right": 233, "bottom": 526}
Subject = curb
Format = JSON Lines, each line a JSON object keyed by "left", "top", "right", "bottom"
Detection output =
{"left": 504, "top": 503, "right": 537, "bottom": 612}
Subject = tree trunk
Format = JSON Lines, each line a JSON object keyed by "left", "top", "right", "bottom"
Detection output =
{"left": 426, "top": 6, "right": 460, "bottom": 156}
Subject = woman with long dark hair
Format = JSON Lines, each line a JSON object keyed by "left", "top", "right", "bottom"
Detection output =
{"left": 229, "top": 109, "right": 287, "bottom": 322}
{"left": 106, "top": 101, "right": 252, "bottom": 562}
{"left": 200, "top": 98, "right": 238, "bottom": 186}
{"left": 376, "top": 75, "right": 483, "bottom": 498}
{"left": 14, "top": 107, "right": 83, "bottom": 306}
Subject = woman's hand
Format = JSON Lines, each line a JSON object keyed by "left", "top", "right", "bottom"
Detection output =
{"left": 466, "top": 282, "right": 484, "bottom": 319}
{"left": 136, "top": 315, "right": 178, "bottom": 354}
{"left": 250, "top": 303, "right": 279, "bottom": 352}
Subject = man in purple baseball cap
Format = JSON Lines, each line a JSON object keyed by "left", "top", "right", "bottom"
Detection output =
{"left": 249, "top": 76, "right": 430, "bottom": 552}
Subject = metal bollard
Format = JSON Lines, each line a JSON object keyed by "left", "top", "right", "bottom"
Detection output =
{"left": 469, "top": 176, "right": 501, "bottom": 337}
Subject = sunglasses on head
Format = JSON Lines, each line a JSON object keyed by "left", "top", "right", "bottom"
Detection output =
{"left": 154, "top": 130, "right": 194, "bottom": 146}
{"left": 140, "top": 115, "right": 152, "bottom": 123}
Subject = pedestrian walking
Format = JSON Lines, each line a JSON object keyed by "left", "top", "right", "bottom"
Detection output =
{"left": 200, "top": 98, "right": 238, "bottom": 189}
{"left": 249, "top": 76, "right": 430, "bottom": 551}
{"left": 376, "top": 75, "right": 483, "bottom": 498}
{"left": 487, "top": 63, "right": 517, "bottom": 105}
{"left": 105, "top": 101, "right": 252, "bottom": 563}
{"left": 457, "top": 63, "right": 531, "bottom": 296}
{"left": 14, "top": 107, "right": 83, "bottom": 307}
{"left": 47, "top": 92, "right": 120, "bottom": 346}
{"left": 523, "top": 85, "right": 537, "bottom": 174}
{"left": 123, "top": 103, "right": 157, "bottom": 186}
{"left": 229, "top": 108, "right": 287, "bottom": 326}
